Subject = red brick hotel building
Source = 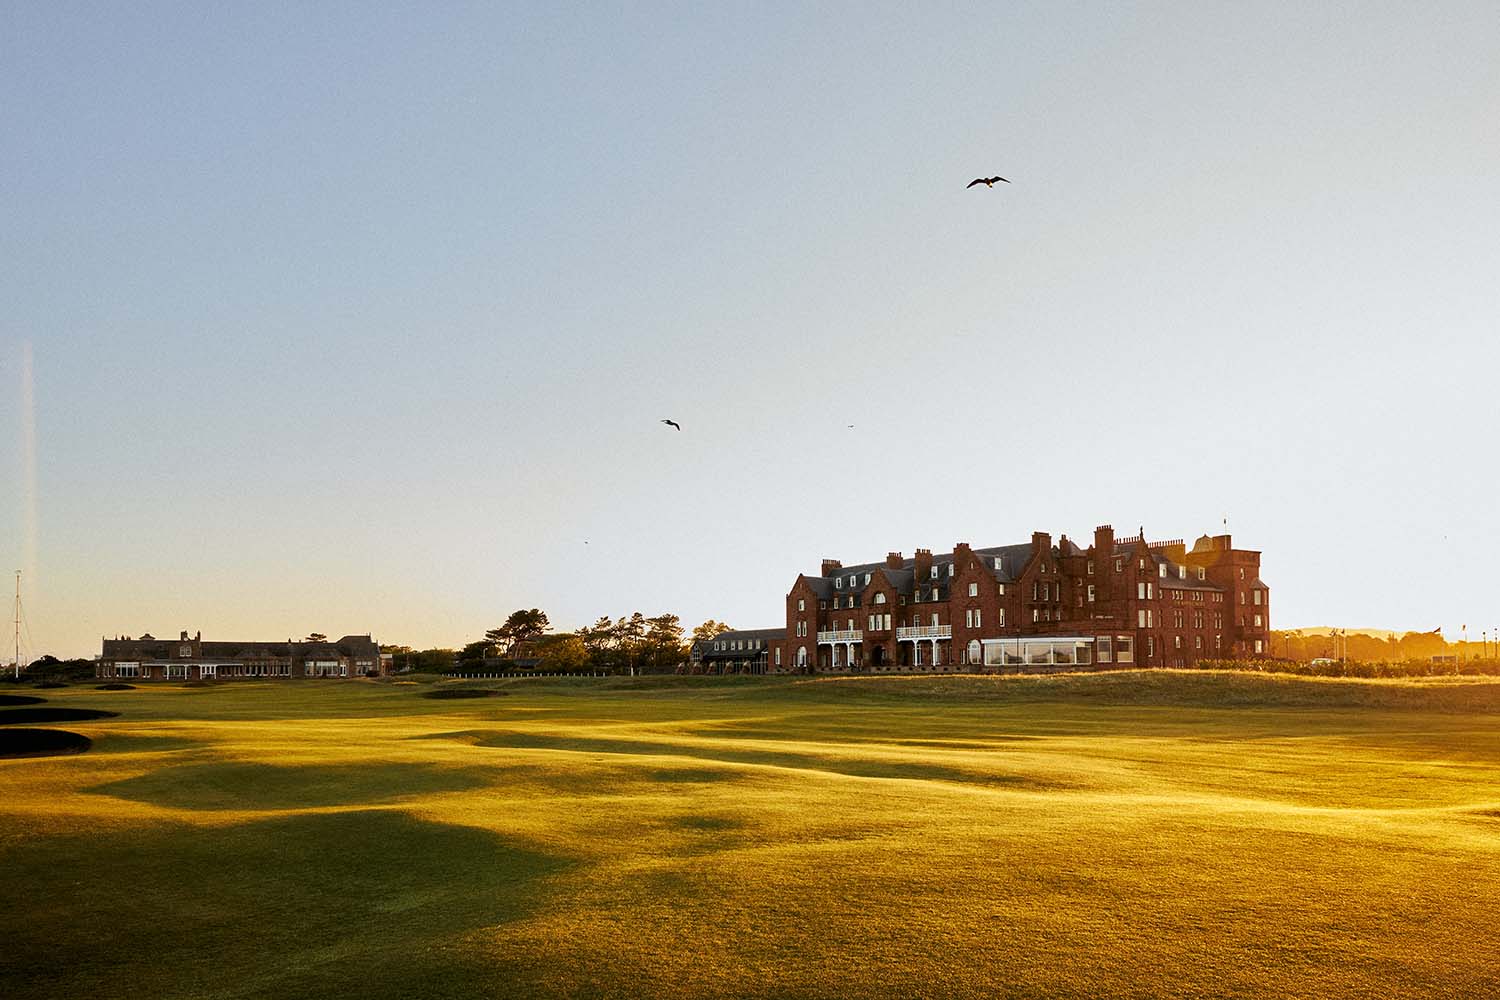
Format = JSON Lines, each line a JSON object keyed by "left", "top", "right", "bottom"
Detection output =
{"left": 772, "top": 526, "right": 1268, "bottom": 673}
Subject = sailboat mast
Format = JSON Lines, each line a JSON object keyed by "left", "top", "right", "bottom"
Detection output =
{"left": 12, "top": 570, "right": 19, "bottom": 679}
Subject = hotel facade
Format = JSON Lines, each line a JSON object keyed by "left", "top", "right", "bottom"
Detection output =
{"left": 96, "top": 631, "right": 389, "bottom": 681}
{"left": 769, "top": 526, "right": 1269, "bottom": 673}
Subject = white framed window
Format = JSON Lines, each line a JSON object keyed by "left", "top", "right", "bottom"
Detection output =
{"left": 1254, "top": 614, "right": 1263, "bottom": 627}
{"left": 947, "top": 564, "right": 954, "bottom": 577}
{"left": 930, "top": 566, "right": 938, "bottom": 580}
{"left": 1240, "top": 568, "right": 1246, "bottom": 580}
{"left": 997, "top": 583, "right": 1005, "bottom": 596}
{"left": 1254, "top": 590, "right": 1263, "bottom": 605}
{"left": 1032, "top": 609, "right": 1040, "bottom": 623}
{"left": 998, "top": 608, "right": 1005, "bottom": 627}
{"left": 835, "top": 578, "right": 842, "bottom": 589}
{"left": 847, "top": 618, "right": 854, "bottom": 631}
{"left": 1197, "top": 567, "right": 1206, "bottom": 581}
{"left": 930, "top": 613, "right": 939, "bottom": 627}
{"left": 968, "top": 640, "right": 981, "bottom": 665}
{"left": 115, "top": 661, "right": 141, "bottom": 678}
{"left": 1147, "top": 637, "right": 1155, "bottom": 658}
{"left": 994, "top": 557, "right": 1003, "bottom": 570}
{"left": 1158, "top": 564, "right": 1167, "bottom": 578}
{"left": 1178, "top": 565, "right": 1186, "bottom": 579}
{"left": 1138, "top": 609, "right": 1147, "bottom": 628}
{"left": 968, "top": 582, "right": 978, "bottom": 597}
{"left": 848, "top": 574, "right": 856, "bottom": 587}
{"left": 1137, "top": 582, "right": 1146, "bottom": 599}
{"left": 1097, "top": 638, "right": 1112, "bottom": 663}
{"left": 1087, "top": 584, "right": 1095, "bottom": 602}
{"left": 1195, "top": 636, "right": 1202, "bottom": 650}
{"left": 974, "top": 609, "right": 982, "bottom": 628}
{"left": 965, "top": 609, "right": 973, "bottom": 628}
{"left": 1254, "top": 639, "right": 1263, "bottom": 654}
{"left": 864, "top": 573, "right": 871, "bottom": 585}
{"left": 201, "top": 664, "right": 217, "bottom": 678}
{"left": 874, "top": 592, "right": 886, "bottom": 604}
{"left": 1174, "top": 635, "right": 1182, "bottom": 649}
{"left": 798, "top": 598, "right": 805, "bottom": 611}
{"left": 1087, "top": 560, "right": 1094, "bottom": 575}
{"left": 775, "top": 648, "right": 782, "bottom": 666}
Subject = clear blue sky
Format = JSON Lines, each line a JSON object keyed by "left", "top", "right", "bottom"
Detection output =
{"left": 3, "top": 2, "right": 1498, "bottom": 659}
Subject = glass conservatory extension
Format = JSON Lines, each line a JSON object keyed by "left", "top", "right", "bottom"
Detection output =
{"left": 979, "top": 635, "right": 1135, "bottom": 667}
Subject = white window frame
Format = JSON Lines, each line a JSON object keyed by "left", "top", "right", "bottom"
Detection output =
{"left": 968, "top": 582, "right": 978, "bottom": 597}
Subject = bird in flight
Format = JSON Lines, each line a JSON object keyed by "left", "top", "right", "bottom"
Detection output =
{"left": 661, "top": 419, "right": 681, "bottom": 431}
{"left": 966, "top": 176, "right": 1010, "bottom": 188}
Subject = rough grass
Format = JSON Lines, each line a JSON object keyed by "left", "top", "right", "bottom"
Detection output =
{"left": 2, "top": 671, "right": 1499, "bottom": 999}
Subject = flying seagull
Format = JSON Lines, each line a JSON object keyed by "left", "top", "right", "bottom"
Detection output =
{"left": 966, "top": 176, "right": 1010, "bottom": 188}
{"left": 661, "top": 419, "right": 681, "bottom": 431}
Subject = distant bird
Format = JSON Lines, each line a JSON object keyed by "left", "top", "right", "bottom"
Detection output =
{"left": 661, "top": 419, "right": 681, "bottom": 431}
{"left": 846, "top": 424, "right": 855, "bottom": 429}
{"left": 966, "top": 176, "right": 1010, "bottom": 188}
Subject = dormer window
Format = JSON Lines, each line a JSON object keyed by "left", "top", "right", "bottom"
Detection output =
{"left": 994, "top": 557, "right": 1002, "bottom": 570}
{"left": 1178, "top": 566, "right": 1186, "bottom": 580}
{"left": 1158, "top": 563, "right": 1167, "bottom": 578}
{"left": 835, "top": 578, "right": 842, "bottom": 590}
{"left": 947, "top": 564, "right": 954, "bottom": 577}
{"left": 930, "top": 566, "right": 938, "bottom": 580}
{"left": 1197, "top": 567, "right": 1205, "bottom": 581}
{"left": 848, "top": 574, "right": 856, "bottom": 587}
{"left": 1087, "top": 560, "right": 1094, "bottom": 575}
{"left": 179, "top": 644, "right": 191, "bottom": 657}
{"left": 864, "top": 573, "right": 871, "bottom": 585}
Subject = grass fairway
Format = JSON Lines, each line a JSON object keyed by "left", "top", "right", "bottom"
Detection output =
{"left": 4, "top": 671, "right": 1500, "bottom": 999}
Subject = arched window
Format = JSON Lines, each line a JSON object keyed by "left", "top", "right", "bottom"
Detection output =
{"left": 967, "top": 640, "right": 981, "bottom": 665}
{"left": 874, "top": 593, "right": 886, "bottom": 605}
{"left": 796, "top": 646, "right": 807, "bottom": 666}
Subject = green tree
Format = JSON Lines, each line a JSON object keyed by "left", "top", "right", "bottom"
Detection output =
{"left": 644, "top": 614, "right": 687, "bottom": 672}
{"left": 536, "top": 634, "right": 588, "bottom": 672}
{"left": 304, "top": 633, "right": 327, "bottom": 642}
{"left": 485, "top": 609, "right": 551, "bottom": 656}
{"left": 691, "top": 620, "right": 734, "bottom": 643}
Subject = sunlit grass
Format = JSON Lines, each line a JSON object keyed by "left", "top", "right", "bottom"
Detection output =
{"left": 3, "top": 671, "right": 1499, "bottom": 998}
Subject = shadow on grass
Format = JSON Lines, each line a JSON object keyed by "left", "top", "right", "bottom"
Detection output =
{"left": 0, "top": 694, "right": 46, "bottom": 706}
{"left": 88, "top": 760, "right": 493, "bottom": 811}
{"left": 430, "top": 730, "right": 1063, "bottom": 790}
{"left": 1, "top": 809, "right": 569, "bottom": 1000}
{"left": 0, "top": 707, "right": 118, "bottom": 724}
{"left": 88, "top": 731, "right": 202, "bottom": 755}
{"left": 0, "top": 728, "right": 91, "bottom": 758}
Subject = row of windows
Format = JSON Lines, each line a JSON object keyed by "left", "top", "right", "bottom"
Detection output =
{"left": 712, "top": 638, "right": 765, "bottom": 652}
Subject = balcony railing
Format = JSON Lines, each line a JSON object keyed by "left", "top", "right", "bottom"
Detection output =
{"left": 896, "top": 625, "right": 952, "bottom": 641}
{"left": 816, "top": 629, "right": 863, "bottom": 643}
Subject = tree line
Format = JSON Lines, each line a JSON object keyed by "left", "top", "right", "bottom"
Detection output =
{"left": 381, "top": 609, "right": 736, "bottom": 676}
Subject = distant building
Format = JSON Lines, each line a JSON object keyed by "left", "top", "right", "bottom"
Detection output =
{"left": 688, "top": 628, "right": 781, "bottom": 674}
{"left": 97, "top": 630, "right": 388, "bottom": 681}
{"left": 772, "top": 526, "right": 1269, "bottom": 673}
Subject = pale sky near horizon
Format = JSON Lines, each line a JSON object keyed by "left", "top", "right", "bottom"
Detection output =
{"left": 3, "top": 2, "right": 1498, "bottom": 660}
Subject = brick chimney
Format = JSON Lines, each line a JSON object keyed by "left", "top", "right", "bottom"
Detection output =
{"left": 886, "top": 552, "right": 903, "bottom": 570}
{"left": 1031, "top": 532, "right": 1051, "bottom": 557}
{"left": 821, "top": 559, "right": 843, "bottom": 577}
{"left": 953, "top": 542, "right": 972, "bottom": 568}
{"left": 914, "top": 548, "right": 933, "bottom": 579}
{"left": 1094, "top": 524, "right": 1114, "bottom": 555}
